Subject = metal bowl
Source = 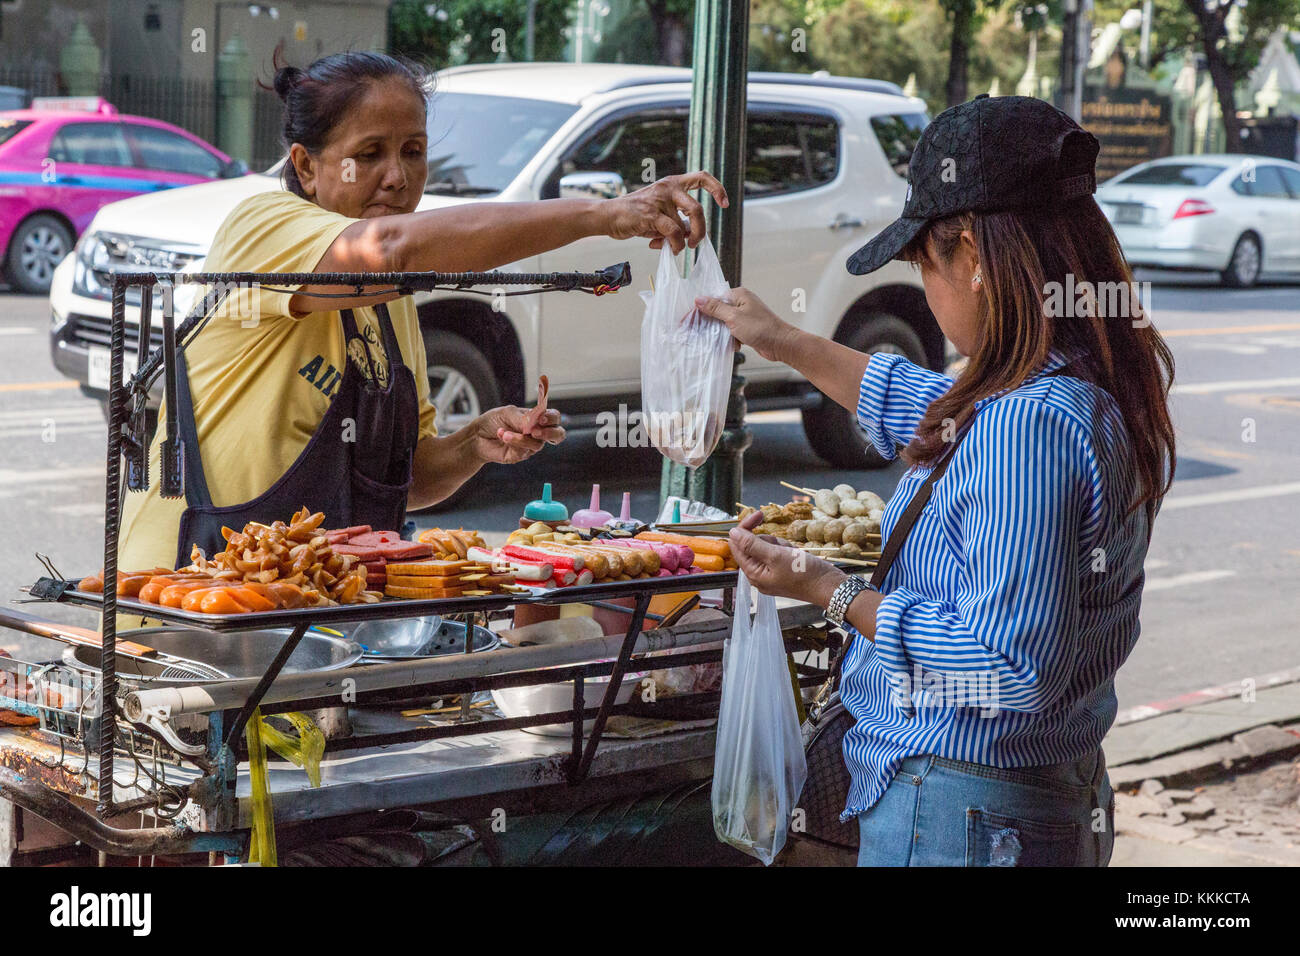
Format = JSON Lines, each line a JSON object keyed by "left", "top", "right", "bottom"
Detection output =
{"left": 344, "top": 615, "right": 501, "bottom": 662}
{"left": 61, "top": 627, "right": 363, "bottom": 688}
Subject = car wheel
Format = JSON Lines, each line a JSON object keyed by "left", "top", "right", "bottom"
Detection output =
{"left": 1221, "top": 233, "right": 1261, "bottom": 288}
{"left": 419, "top": 329, "right": 502, "bottom": 512}
{"left": 5, "top": 215, "right": 73, "bottom": 294}
{"left": 801, "top": 314, "right": 928, "bottom": 471}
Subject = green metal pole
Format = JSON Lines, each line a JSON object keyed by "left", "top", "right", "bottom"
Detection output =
{"left": 660, "top": 0, "right": 752, "bottom": 514}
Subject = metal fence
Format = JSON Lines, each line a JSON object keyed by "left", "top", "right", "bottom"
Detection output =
{"left": 0, "top": 66, "right": 283, "bottom": 171}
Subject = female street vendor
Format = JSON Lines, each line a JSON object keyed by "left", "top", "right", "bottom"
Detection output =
{"left": 696, "top": 96, "right": 1176, "bottom": 866}
{"left": 118, "top": 51, "right": 725, "bottom": 578}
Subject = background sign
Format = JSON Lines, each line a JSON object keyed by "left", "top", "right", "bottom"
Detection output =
{"left": 1082, "top": 86, "right": 1174, "bottom": 181}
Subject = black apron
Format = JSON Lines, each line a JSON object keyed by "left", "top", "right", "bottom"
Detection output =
{"left": 173, "top": 303, "right": 420, "bottom": 567}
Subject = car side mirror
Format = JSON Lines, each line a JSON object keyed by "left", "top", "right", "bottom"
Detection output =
{"left": 559, "top": 171, "right": 626, "bottom": 200}
{"left": 220, "top": 158, "right": 249, "bottom": 179}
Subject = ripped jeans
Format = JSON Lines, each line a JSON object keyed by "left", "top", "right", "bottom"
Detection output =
{"left": 856, "top": 750, "right": 1114, "bottom": 867}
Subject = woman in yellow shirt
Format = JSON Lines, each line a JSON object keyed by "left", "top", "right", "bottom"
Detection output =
{"left": 119, "top": 51, "right": 725, "bottom": 573}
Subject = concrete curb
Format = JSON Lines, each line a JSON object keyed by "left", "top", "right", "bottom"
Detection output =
{"left": 1114, "top": 665, "right": 1300, "bottom": 727}
{"left": 1108, "top": 723, "right": 1300, "bottom": 789}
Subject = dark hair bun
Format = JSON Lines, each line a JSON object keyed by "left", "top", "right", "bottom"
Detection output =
{"left": 273, "top": 65, "right": 303, "bottom": 100}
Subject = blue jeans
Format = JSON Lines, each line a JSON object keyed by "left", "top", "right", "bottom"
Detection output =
{"left": 856, "top": 750, "right": 1114, "bottom": 867}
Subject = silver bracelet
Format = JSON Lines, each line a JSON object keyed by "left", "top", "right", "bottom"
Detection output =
{"left": 825, "top": 576, "right": 875, "bottom": 627}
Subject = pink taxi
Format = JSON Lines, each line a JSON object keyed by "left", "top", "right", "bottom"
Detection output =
{"left": 0, "top": 97, "right": 245, "bottom": 293}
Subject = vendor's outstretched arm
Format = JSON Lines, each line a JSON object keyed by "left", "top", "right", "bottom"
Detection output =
{"left": 290, "top": 172, "right": 726, "bottom": 314}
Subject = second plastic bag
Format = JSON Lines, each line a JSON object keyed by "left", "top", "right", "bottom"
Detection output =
{"left": 639, "top": 238, "right": 734, "bottom": 468}
{"left": 711, "top": 573, "right": 809, "bottom": 865}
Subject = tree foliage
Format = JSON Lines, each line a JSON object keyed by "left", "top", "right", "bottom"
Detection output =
{"left": 1093, "top": 0, "right": 1300, "bottom": 150}
{"left": 389, "top": 0, "right": 573, "bottom": 67}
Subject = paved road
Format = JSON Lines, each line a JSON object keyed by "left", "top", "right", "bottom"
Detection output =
{"left": 1, "top": 271, "right": 1297, "bottom": 709}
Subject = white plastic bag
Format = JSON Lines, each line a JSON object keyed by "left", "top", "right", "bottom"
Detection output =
{"left": 711, "top": 573, "right": 809, "bottom": 865}
{"left": 639, "top": 238, "right": 734, "bottom": 468}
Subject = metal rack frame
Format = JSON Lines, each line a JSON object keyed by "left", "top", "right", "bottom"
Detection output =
{"left": 2, "top": 265, "right": 838, "bottom": 859}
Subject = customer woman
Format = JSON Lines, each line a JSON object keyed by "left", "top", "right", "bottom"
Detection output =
{"left": 118, "top": 51, "right": 725, "bottom": 577}
{"left": 696, "top": 95, "right": 1175, "bottom": 866}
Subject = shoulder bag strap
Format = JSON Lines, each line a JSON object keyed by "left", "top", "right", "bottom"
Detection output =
{"left": 815, "top": 426, "right": 971, "bottom": 710}
{"left": 868, "top": 433, "right": 967, "bottom": 589}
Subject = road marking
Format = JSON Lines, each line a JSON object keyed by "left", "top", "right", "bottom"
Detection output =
{"left": 1199, "top": 447, "right": 1252, "bottom": 461}
{"left": 1163, "top": 481, "right": 1300, "bottom": 510}
{"left": 0, "top": 466, "right": 106, "bottom": 487}
{"left": 0, "top": 409, "right": 100, "bottom": 422}
{"left": 0, "top": 404, "right": 100, "bottom": 420}
{"left": 1161, "top": 322, "right": 1300, "bottom": 337}
{"left": 1145, "top": 569, "right": 1237, "bottom": 592}
{"left": 0, "top": 380, "right": 79, "bottom": 393}
{"left": 0, "top": 425, "right": 107, "bottom": 440}
{"left": 0, "top": 327, "right": 37, "bottom": 335}
{"left": 1172, "top": 376, "right": 1300, "bottom": 395}
{"left": 48, "top": 502, "right": 107, "bottom": 517}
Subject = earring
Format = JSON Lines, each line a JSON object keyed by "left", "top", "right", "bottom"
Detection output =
{"left": 972, "top": 268, "right": 983, "bottom": 288}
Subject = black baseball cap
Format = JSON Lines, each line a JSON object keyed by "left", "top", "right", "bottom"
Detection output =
{"left": 847, "top": 94, "right": 1101, "bottom": 275}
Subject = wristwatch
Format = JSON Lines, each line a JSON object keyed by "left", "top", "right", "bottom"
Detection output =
{"left": 825, "top": 575, "right": 875, "bottom": 627}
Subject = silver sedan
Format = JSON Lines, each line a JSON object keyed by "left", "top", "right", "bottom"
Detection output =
{"left": 1096, "top": 154, "right": 1300, "bottom": 287}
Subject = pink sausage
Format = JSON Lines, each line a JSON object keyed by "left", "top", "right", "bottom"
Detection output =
{"left": 607, "top": 538, "right": 682, "bottom": 572}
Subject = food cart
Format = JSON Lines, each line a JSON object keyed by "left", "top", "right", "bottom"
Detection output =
{"left": 0, "top": 266, "right": 848, "bottom": 866}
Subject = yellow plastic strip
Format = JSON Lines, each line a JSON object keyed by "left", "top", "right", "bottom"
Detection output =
{"left": 259, "top": 712, "right": 325, "bottom": 790}
{"left": 245, "top": 706, "right": 277, "bottom": 867}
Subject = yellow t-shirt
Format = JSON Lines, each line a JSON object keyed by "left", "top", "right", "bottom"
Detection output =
{"left": 118, "top": 190, "right": 438, "bottom": 573}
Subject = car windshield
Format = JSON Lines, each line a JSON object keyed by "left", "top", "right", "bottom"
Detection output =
{"left": 1113, "top": 163, "right": 1228, "bottom": 187}
{"left": 870, "top": 113, "right": 929, "bottom": 178}
{"left": 423, "top": 92, "right": 577, "bottom": 195}
{"left": 0, "top": 118, "right": 33, "bottom": 147}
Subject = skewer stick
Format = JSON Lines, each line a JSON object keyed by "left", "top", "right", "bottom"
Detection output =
{"left": 780, "top": 480, "right": 816, "bottom": 495}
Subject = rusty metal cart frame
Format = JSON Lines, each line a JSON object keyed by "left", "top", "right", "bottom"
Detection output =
{"left": 2, "top": 267, "right": 838, "bottom": 862}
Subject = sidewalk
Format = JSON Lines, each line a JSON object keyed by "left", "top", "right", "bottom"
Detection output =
{"left": 1103, "top": 669, "right": 1300, "bottom": 867}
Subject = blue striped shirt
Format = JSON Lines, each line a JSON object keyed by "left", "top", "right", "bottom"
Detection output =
{"left": 839, "top": 350, "right": 1151, "bottom": 821}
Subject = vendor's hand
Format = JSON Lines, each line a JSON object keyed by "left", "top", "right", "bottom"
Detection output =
{"left": 694, "top": 287, "right": 795, "bottom": 362}
{"left": 603, "top": 172, "right": 729, "bottom": 254}
{"left": 470, "top": 405, "right": 565, "bottom": 465}
{"left": 729, "top": 509, "right": 846, "bottom": 607}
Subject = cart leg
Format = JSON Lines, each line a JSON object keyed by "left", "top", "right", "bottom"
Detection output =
{"left": 97, "top": 277, "right": 128, "bottom": 816}
{"left": 570, "top": 591, "right": 651, "bottom": 783}
{"left": 569, "top": 674, "right": 585, "bottom": 775}
{"left": 222, "top": 622, "right": 310, "bottom": 753}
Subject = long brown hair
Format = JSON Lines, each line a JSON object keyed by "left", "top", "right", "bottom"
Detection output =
{"left": 900, "top": 196, "right": 1176, "bottom": 515}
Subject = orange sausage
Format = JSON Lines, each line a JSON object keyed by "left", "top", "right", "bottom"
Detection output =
{"left": 116, "top": 573, "right": 153, "bottom": 597}
{"left": 635, "top": 531, "right": 731, "bottom": 559}
{"left": 264, "top": 582, "right": 309, "bottom": 609}
{"left": 159, "top": 581, "right": 215, "bottom": 608}
{"left": 691, "top": 554, "right": 726, "bottom": 572}
{"left": 199, "top": 589, "right": 252, "bottom": 615}
{"left": 138, "top": 580, "right": 169, "bottom": 604}
{"left": 229, "top": 587, "right": 275, "bottom": 612}
{"left": 181, "top": 587, "right": 226, "bottom": 612}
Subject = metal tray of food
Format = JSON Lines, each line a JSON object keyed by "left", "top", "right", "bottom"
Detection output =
{"left": 31, "top": 570, "right": 741, "bottom": 632}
